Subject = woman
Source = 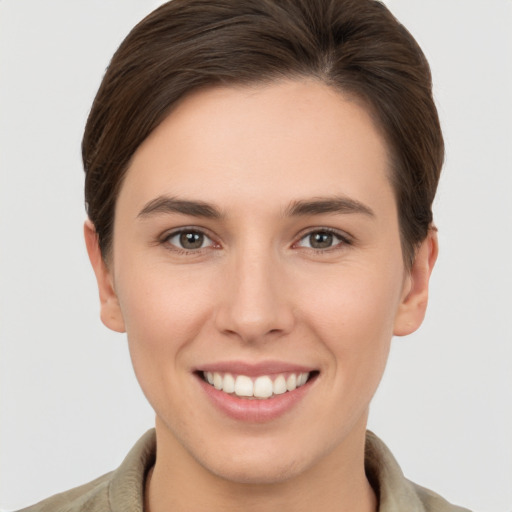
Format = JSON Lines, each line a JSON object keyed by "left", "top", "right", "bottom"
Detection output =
{"left": 19, "top": 0, "right": 472, "bottom": 510}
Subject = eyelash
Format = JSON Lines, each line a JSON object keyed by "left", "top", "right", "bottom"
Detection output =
{"left": 161, "top": 228, "right": 218, "bottom": 254}
{"left": 160, "top": 227, "right": 352, "bottom": 254}
{"left": 294, "top": 228, "right": 352, "bottom": 253}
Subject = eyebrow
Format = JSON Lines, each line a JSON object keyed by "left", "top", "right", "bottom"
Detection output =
{"left": 137, "top": 194, "right": 375, "bottom": 220}
{"left": 137, "top": 196, "right": 223, "bottom": 219}
{"left": 284, "top": 196, "right": 375, "bottom": 218}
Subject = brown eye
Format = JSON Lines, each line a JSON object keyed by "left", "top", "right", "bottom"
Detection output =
{"left": 166, "top": 230, "right": 213, "bottom": 251}
{"left": 180, "top": 231, "right": 204, "bottom": 249}
{"left": 296, "top": 230, "right": 348, "bottom": 250}
{"left": 309, "top": 232, "right": 334, "bottom": 249}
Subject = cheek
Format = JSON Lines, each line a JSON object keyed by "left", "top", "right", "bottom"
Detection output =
{"left": 114, "top": 262, "right": 221, "bottom": 426}
{"left": 297, "top": 262, "right": 403, "bottom": 371}
{"left": 114, "top": 259, "right": 217, "bottom": 371}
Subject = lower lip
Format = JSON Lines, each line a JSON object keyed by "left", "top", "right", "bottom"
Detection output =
{"left": 197, "top": 375, "right": 315, "bottom": 423}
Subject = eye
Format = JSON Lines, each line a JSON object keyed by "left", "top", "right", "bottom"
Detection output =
{"left": 296, "top": 229, "right": 349, "bottom": 250}
{"left": 165, "top": 229, "right": 215, "bottom": 251}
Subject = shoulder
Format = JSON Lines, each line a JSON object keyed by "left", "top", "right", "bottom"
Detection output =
{"left": 16, "top": 472, "right": 112, "bottom": 512}
{"left": 16, "top": 430, "right": 156, "bottom": 512}
{"left": 409, "top": 480, "right": 472, "bottom": 512}
{"left": 365, "top": 431, "right": 473, "bottom": 512}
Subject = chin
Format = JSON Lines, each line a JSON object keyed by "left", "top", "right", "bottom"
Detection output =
{"left": 204, "top": 453, "right": 307, "bottom": 486}
{"left": 192, "top": 429, "right": 341, "bottom": 487}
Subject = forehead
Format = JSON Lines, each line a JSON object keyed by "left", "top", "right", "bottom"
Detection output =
{"left": 120, "top": 79, "right": 393, "bottom": 215}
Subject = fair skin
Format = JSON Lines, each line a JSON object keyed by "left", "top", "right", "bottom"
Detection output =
{"left": 85, "top": 80, "right": 437, "bottom": 512}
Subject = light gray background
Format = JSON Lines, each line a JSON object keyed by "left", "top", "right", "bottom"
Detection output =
{"left": 1, "top": 1, "right": 511, "bottom": 510}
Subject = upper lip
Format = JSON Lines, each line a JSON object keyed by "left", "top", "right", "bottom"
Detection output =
{"left": 195, "top": 360, "right": 317, "bottom": 377}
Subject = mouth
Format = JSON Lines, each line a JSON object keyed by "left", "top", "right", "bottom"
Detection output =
{"left": 195, "top": 364, "right": 319, "bottom": 422}
{"left": 198, "top": 370, "right": 319, "bottom": 400}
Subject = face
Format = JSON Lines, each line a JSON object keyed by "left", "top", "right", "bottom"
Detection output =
{"left": 86, "top": 80, "right": 435, "bottom": 485}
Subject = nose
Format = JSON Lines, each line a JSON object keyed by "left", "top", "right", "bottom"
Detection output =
{"left": 214, "top": 246, "right": 295, "bottom": 344}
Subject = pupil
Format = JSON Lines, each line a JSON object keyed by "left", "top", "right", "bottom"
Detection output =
{"left": 310, "top": 232, "right": 333, "bottom": 249}
{"left": 180, "top": 232, "right": 203, "bottom": 249}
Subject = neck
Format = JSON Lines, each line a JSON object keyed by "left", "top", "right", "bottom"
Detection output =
{"left": 145, "top": 418, "right": 377, "bottom": 512}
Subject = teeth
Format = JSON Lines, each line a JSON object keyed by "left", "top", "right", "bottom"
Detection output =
{"left": 286, "top": 373, "right": 297, "bottom": 391}
{"left": 234, "top": 375, "right": 253, "bottom": 397}
{"left": 298, "top": 372, "right": 308, "bottom": 387}
{"left": 223, "top": 373, "right": 235, "bottom": 393}
{"left": 203, "top": 371, "right": 311, "bottom": 399}
{"left": 254, "top": 376, "right": 273, "bottom": 398}
{"left": 273, "top": 375, "right": 287, "bottom": 395}
{"left": 213, "top": 373, "right": 223, "bottom": 390}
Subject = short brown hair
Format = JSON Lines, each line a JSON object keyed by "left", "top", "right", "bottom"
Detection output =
{"left": 83, "top": 0, "right": 443, "bottom": 266}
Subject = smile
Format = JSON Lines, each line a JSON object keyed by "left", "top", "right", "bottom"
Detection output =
{"left": 203, "top": 371, "right": 310, "bottom": 399}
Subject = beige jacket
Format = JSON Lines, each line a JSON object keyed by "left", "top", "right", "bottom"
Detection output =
{"left": 19, "top": 430, "right": 472, "bottom": 512}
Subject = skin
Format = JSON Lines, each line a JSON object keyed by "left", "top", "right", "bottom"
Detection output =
{"left": 85, "top": 80, "right": 437, "bottom": 512}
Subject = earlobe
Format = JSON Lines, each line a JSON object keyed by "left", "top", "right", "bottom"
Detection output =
{"left": 84, "top": 220, "right": 126, "bottom": 333}
{"left": 393, "top": 229, "right": 438, "bottom": 337}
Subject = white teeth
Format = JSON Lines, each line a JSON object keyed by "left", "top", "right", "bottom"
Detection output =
{"left": 234, "top": 375, "right": 253, "bottom": 397}
{"left": 203, "top": 371, "right": 311, "bottom": 398}
{"left": 286, "top": 373, "right": 297, "bottom": 391}
{"left": 213, "top": 372, "right": 223, "bottom": 390}
{"left": 254, "top": 376, "right": 273, "bottom": 398}
{"left": 273, "top": 375, "right": 287, "bottom": 395}
{"left": 223, "top": 373, "right": 235, "bottom": 394}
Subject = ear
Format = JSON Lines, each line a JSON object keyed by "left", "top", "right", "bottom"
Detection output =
{"left": 84, "top": 220, "right": 126, "bottom": 333}
{"left": 393, "top": 229, "right": 438, "bottom": 337}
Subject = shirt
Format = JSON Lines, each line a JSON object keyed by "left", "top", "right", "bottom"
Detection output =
{"left": 18, "top": 430, "right": 472, "bottom": 511}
